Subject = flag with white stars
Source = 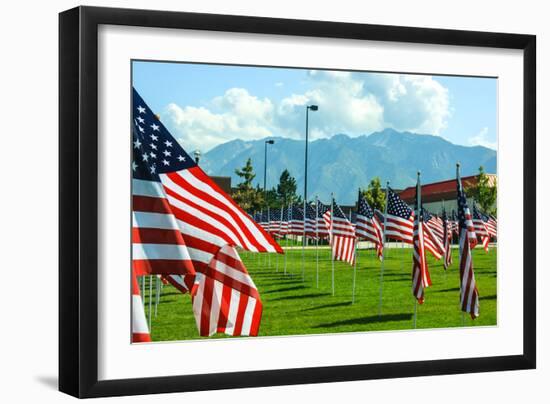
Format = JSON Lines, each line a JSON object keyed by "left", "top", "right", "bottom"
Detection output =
{"left": 132, "top": 88, "right": 282, "bottom": 338}
{"left": 355, "top": 194, "right": 384, "bottom": 259}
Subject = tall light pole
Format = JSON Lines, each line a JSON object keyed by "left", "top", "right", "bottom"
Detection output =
{"left": 264, "top": 139, "right": 275, "bottom": 201}
{"left": 302, "top": 104, "right": 318, "bottom": 281}
{"left": 193, "top": 149, "right": 201, "bottom": 164}
{"left": 303, "top": 104, "right": 318, "bottom": 211}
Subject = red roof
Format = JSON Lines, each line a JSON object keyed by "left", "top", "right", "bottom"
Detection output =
{"left": 399, "top": 174, "right": 496, "bottom": 204}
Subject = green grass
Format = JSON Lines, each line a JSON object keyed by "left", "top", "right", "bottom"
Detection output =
{"left": 142, "top": 245, "right": 497, "bottom": 341}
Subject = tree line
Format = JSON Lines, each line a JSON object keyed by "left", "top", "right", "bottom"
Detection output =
{"left": 231, "top": 158, "right": 496, "bottom": 215}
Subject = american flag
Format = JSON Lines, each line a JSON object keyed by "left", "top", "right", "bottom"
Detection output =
{"left": 304, "top": 202, "right": 317, "bottom": 237}
{"left": 192, "top": 245, "right": 263, "bottom": 336}
{"left": 258, "top": 210, "right": 269, "bottom": 232}
{"left": 485, "top": 214, "right": 498, "bottom": 238}
{"left": 383, "top": 189, "right": 443, "bottom": 259}
{"left": 288, "top": 204, "right": 304, "bottom": 235}
{"left": 132, "top": 269, "right": 151, "bottom": 343}
{"left": 279, "top": 205, "right": 289, "bottom": 236}
{"left": 442, "top": 209, "right": 453, "bottom": 270}
{"left": 424, "top": 209, "right": 445, "bottom": 242}
{"left": 132, "top": 88, "right": 281, "bottom": 337}
{"left": 328, "top": 199, "right": 356, "bottom": 265}
{"left": 412, "top": 180, "right": 431, "bottom": 303}
{"left": 355, "top": 194, "right": 384, "bottom": 259}
{"left": 450, "top": 210, "right": 459, "bottom": 235}
{"left": 472, "top": 204, "right": 490, "bottom": 252}
{"left": 384, "top": 188, "right": 414, "bottom": 243}
{"left": 316, "top": 200, "right": 331, "bottom": 238}
{"left": 268, "top": 207, "right": 282, "bottom": 237}
{"left": 457, "top": 175, "right": 480, "bottom": 319}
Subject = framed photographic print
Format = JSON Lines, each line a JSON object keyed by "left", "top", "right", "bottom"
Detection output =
{"left": 59, "top": 6, "right": 536, "bottom": 398}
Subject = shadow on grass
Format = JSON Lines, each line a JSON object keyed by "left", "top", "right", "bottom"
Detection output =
{"left": 262, "top": 285, "right": 308, "bottom": 294}
{"left": 314, "top": 313, "right": 412, "bottom": 328}
{"left": 302, "top": 301, "right": 352, "bottom": 311}
{"left": 435, "top": 287, "right": 460, "bottom": 293}
{"left": 269, "top": 292, "right": 331, "bottom": 302}
{"left": 479, "top": 294, "right": 497, "bottom": 301}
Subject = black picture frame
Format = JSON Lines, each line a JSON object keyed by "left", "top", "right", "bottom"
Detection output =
{"left": 59, "top": 6, "right": 536, "bottom": 398}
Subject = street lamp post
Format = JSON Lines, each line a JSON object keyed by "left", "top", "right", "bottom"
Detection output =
{"left": 193, "top": 149, "right": 201, "bottom": 164}
{"left": 263, "top": 140, "right": 275, "bottom": 201}
{"left": 302, "top": 104, "right": 318, "bottom": 281}
{"left": 303, "top": 105, "right": 318, "bottom": 209}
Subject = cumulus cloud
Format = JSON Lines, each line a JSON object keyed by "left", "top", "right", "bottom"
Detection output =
{"left": 163, "top": 70, "right": 452, "bottom": 152}
{"left": 467, "top": 127, "right": 497, "bottom": 150}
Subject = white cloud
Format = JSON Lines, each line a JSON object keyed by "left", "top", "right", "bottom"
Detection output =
{"left": 467, "top": 127, "right": 497, "bottom": 149}
{"left": 275, "top": 82, "right": 284, "bottom": 87}
{"left": 163, "top": 71, "right": 452, "bottom": 152}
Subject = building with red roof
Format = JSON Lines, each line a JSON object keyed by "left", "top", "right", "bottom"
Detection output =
{"left": 398, "top": 174, "right": 497, "bottom": 214}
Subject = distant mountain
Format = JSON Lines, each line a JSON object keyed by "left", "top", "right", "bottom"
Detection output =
{"left": 200, "top": 128, "right": 496, "bottom": 205}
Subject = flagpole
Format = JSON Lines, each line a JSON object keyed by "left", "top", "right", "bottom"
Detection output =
{"left": 378, "top": 182, "right": 390, "bottom": 317}
{"left": 148, "top": 275, "right": 153, "bottom": 332}
{"left": 315, "top": 195, "right": 320, "bottom": 288}
{"left": 302, "top": 202, "right": 306, "bottom": 282}
{"left": 284, "top": 204, "right": 288, "bottom": 276}
{"left": 330, "top": 194, "right": 335, "bottom": 296}
{"left": 352, "top": 190, "right": 359, "bottom": 304}
{"left": 413, "top": 171, "right": 421, "bottom": 329}
{"left": 154, "top": 275, "right": 161, "bottom": 317}
{"left": 456, "top": 162, "right": 466, "bottom": 326}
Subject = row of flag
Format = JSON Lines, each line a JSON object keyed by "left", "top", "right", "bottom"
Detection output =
{"left": 130, "top": 88, "right": 497, "bottom": 341}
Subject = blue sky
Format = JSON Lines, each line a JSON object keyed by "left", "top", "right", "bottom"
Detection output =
{"left": 132, "top": 60, "right": 497, "bottom": 153}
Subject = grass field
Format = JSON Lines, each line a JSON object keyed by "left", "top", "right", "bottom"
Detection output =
{"left": 142, "top": 244, "right": 497, "bottom": 341}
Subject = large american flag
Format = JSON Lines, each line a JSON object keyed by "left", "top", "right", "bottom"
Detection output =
{"left": 355, "top": 194, "right": 384, "bottom": 259}
{"left": 412, "top": 182, "right": 431, "bottom": 304}
{"left": 268, "top": 207, "right": 282, "bottom": 237}
{"left": 457, "top": 176, "right": 480, "bottom": 319}
{"left": 132, "top": 88, "right": 281, "bottom": 337}
{"left": 328, "top": 200, "right": 356, "bottom": 265}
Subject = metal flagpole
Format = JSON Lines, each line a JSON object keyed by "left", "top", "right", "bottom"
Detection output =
{"left": 154, "top": 275, "right": 161, "bottom": 317}
{"left": 315, "top": 195, "right": 319, "bottom": 288}
{"left": 378, "top": 182, "right": 390, "bottom": 317}
{"left": 457, "top": 163, "right": 466, "bottom": 327}
{"left": 302, "top": 203, "right": 306, "bottom": 282}
{"left": 413, "top": 171, "right": 422, "bottom": 329}
{"left": 148, "top": 275, "right": 153, "bottom": 331}
{"left": 352, "top": 189, "right": 360, "bottom": 304}
{"left": 330, "top": 194, "right": 335, "bottom": 296}
{"left": 284, "top": 204, "right": 288, "bottom": 275}
{"left": 413, "top": 300, "right": 418, "bottom": 329}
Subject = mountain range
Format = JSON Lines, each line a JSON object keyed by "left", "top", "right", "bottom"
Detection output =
{"left": 200, "top": 128, "right": 497, "bottom": 204}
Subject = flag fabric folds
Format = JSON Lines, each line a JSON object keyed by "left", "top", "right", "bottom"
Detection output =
{"left": 288, "top": 205, "right": 304, "bottom": 235}
{"left": 472, "top": 204, "right": 490, "bottom": 252}
{"left": 132, "top": 88, "right": 281, "bottom": 338}
{"left": 328, "top": 199, "right": 356, "bottom": 265}
{"left": 304, "top": 202, "right": 317, "bottom": 237}
{"left": 316, "top": 200, "right": 331, "bottom": 238}
{"left": 412, "top": 180, "right": 431, "bottom": 304}
{"left": 192, "top": 245, "right": 262, "bottom": 336}
{"left": 384, "top": 188, "right": 415, "bottom": 243}
{"left": 457, "top": 175, "right": 480, "bottom": 319}
{"left": 355, "top": 194, "right": 384, "bottom": 259}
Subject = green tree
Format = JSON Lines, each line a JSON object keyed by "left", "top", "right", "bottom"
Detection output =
{"left": 276, "top": 169, "right": 302, "bottom": 206}
{"left": 362, "top": 177, "right": 386, "bottom": 211}
{"left": 232, "top": 158, "right": 264, "bottom": 211}
{"left": 465, "top": 166, "right": 497, "bottom": 215}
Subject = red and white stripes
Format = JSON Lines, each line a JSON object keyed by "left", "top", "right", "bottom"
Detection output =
{"left": 132, "top": 269, "right": 151, "bottom": 343}
{"left": 412, "top": 215, "right": 431, "bottom": 304}
{"left": 192, "top": 245, "right": 262, "bottom": 336}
